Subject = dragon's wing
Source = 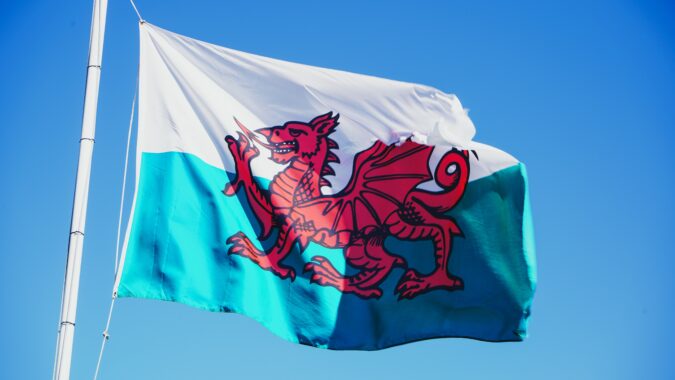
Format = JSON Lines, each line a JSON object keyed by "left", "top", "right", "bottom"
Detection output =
{"left": 297, "top": 140, "right": 434, "bottom": 234}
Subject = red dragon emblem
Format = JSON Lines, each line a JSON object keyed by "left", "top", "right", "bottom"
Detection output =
{"left": 223, "top": 112, "right": 470, "bottom": 299}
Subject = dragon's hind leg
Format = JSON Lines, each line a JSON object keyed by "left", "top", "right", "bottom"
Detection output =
{"left": 385, "top": 201, "right": 463, "bottom": 299}
{"left": 304, "top": 237, "right": 405, "bottom": 299}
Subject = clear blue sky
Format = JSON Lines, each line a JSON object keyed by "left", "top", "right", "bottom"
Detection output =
{"left": 1, "top": 1, "right": 674, "bottom": 379}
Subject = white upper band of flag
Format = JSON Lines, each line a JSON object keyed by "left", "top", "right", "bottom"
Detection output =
{"left": 139, "top": 23, "right": 518, "bottom": 192}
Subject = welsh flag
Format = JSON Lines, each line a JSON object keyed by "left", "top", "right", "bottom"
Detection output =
{"left": 115, "top": 23, "right": 537, "bottom": 349}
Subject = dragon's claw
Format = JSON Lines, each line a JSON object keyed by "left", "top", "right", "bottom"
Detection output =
{"left": 271, "top": 265, "right": 295, "bottom": 281}
{"left": 312, "top": 256, "right": 330, "bottom": 265}
{"left": 308, "top": 272, "right": 382, "bottom": 299}
{"left": 227, "top": 232, "right": 296, "bottom": 281}
{"left": 225, "top": 134, "right": 240, "bottom": 144}
{"left": 305, "top": 256, "right": 342, "bottom": 279}
{"left": 304, "top": 256, "right": 383, "bottom": 299}
{"left": 226, "top": 131, "right": 259, "bottom": 164}
{"left": 227, "top": 232, "right": 262, "bottom": 259}
{"left": 304, "top": 260, "right": 341, "bottom": 281}
{"left": 222, "top": 182, "right": 238, "bottom": 196}
{"left": 395, "top": 269, "right": 464, "bottom": 300}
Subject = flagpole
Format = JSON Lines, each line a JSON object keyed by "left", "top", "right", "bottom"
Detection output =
{"left": 53, "top": 0, "right": 109, "bottom": 379}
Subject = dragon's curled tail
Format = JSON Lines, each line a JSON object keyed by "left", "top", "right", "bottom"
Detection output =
{"left": 408, "top": 149, "right": 470, "bottom": 214}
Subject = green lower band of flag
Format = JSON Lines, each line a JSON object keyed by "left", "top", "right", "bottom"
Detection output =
{"left": 117, "top": 152, "right": 536, "bottom": 349}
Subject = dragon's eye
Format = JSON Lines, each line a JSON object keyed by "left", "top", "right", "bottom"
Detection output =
{"left": 289, "top": 128, "right": 305, "bottom": 137}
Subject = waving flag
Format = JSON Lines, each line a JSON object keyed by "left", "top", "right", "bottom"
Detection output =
{"left": 115, "top": 23, "right": 536, "bottom": 349}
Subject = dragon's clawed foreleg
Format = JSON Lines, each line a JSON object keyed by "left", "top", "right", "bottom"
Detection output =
{"left": 223, "top": 132, "right": 275, "bottom": 239}
{"left": 223, "top": 132, "right": 258, "bottom": 195}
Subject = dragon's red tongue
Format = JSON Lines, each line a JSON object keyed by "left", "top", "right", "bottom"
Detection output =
{"left": 233, "top": 117, "right": 274, "bottom": 149}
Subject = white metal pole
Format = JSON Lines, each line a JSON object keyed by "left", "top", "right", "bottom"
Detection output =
{"left": 54, "top": 0, "right": 108, "bottom": 379}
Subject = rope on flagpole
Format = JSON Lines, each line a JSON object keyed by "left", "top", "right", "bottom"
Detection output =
{"left": 129, "top": 0, "right": 144, "bottom": 23}
{"left": 92, "top": 67, "right": 139, "bottom": 380}
{"left": 113, "top": 72, "right": 138, "bottom": 274}
{"left": 92, "top": 296, "right": 116, "bottom": 380}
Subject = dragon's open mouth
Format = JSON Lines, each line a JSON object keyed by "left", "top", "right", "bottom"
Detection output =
{"left": 273, "top": 141, "right": 297, "bottom": 154}
{"left": 233, "top": 117, "right": 297, "bottom": 154}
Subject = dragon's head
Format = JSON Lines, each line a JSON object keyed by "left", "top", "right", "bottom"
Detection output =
{"left": 235, "top": 112, "right": 340, "bottom": 165}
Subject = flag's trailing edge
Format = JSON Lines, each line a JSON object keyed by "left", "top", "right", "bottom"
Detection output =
{"left": 115, "top": 23, "right": 536, "bottom": 350}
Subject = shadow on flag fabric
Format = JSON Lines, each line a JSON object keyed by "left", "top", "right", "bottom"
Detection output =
{"left": 115, "top": 22, "right": 537, "bottom": 350}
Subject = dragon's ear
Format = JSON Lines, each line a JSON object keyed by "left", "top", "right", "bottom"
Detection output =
{"left": 310, "top": 112, "right": 339, "bottom": 135}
